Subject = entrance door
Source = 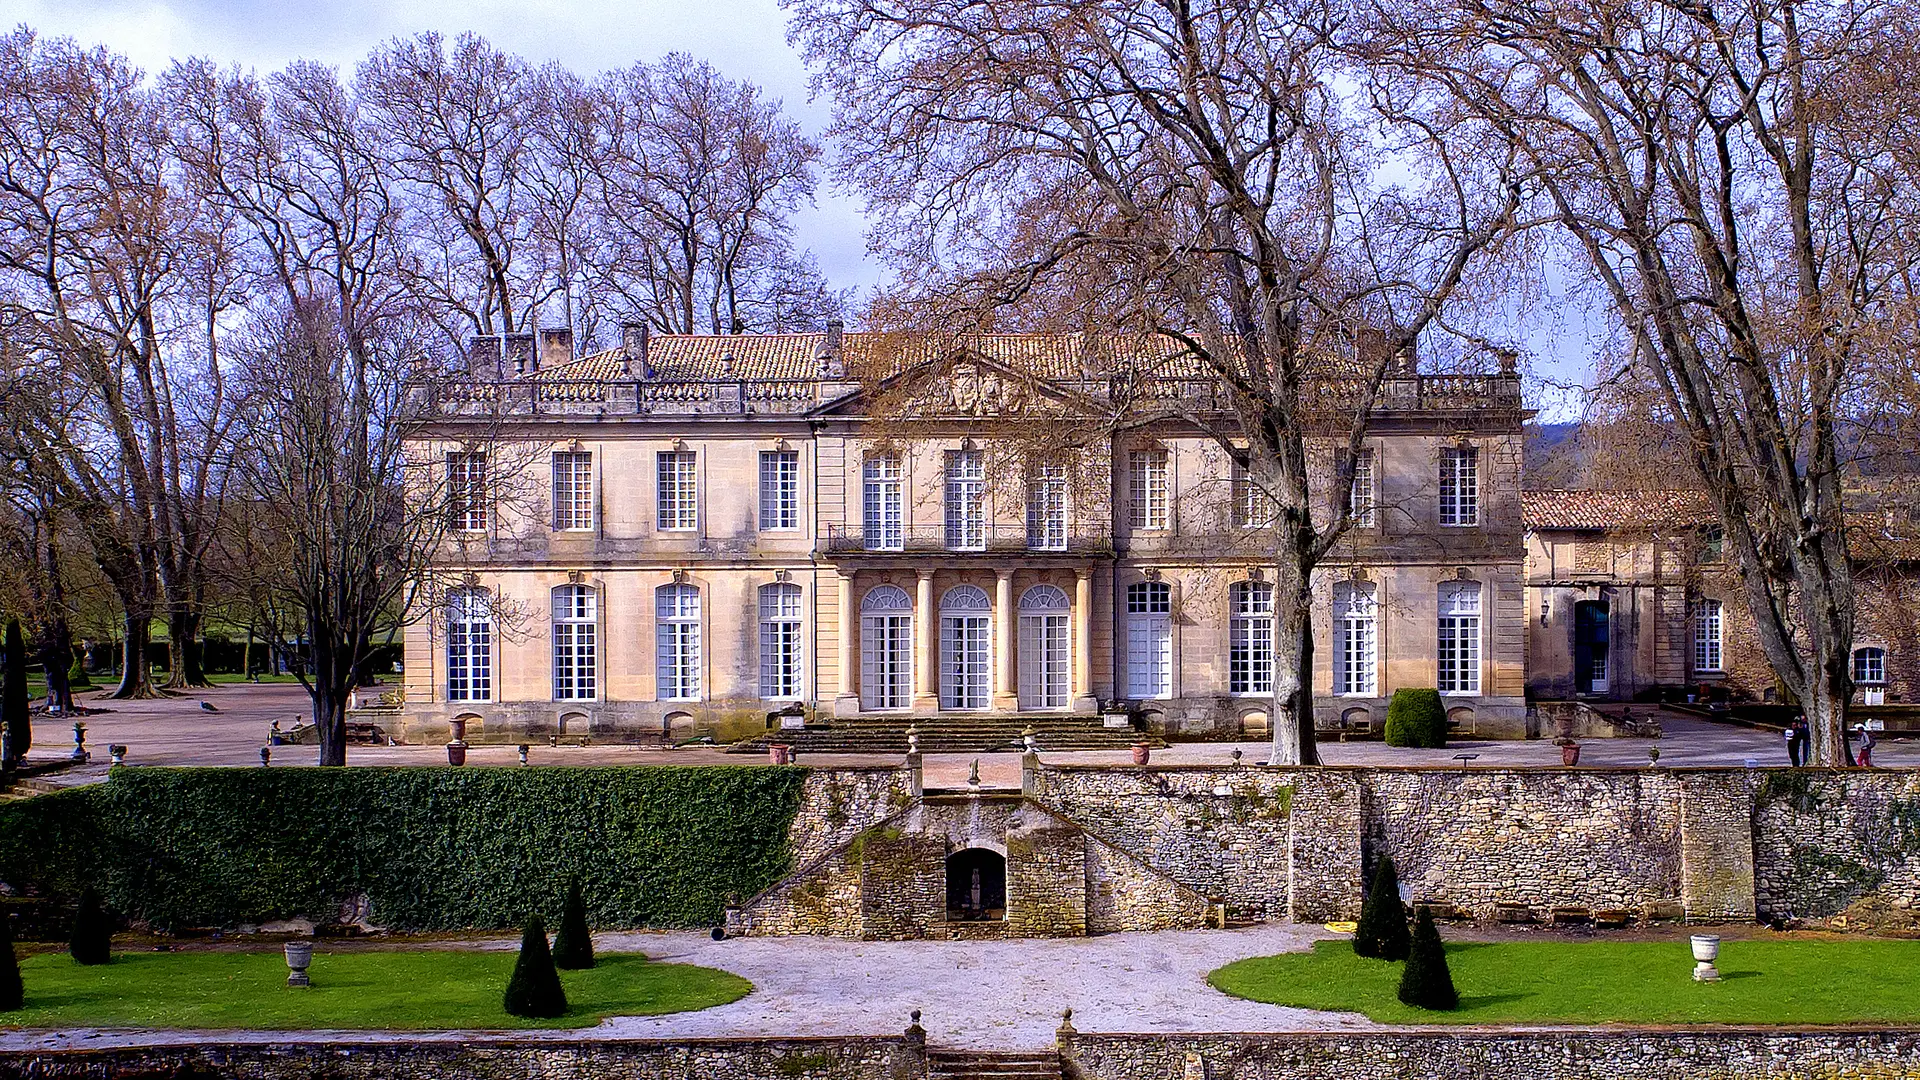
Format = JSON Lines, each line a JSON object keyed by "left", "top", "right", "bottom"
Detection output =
{"left": 1574, "top": 600, "right": 1610, "bottom": 695}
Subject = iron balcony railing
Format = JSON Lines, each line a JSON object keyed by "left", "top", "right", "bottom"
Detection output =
{"left": 824, "top": 524, "right": 1113, "bottom": 556}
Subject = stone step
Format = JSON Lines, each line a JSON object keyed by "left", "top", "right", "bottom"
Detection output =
{"left": 729, "top": 716, "right": 1160, "bottom": 755}
{"left": 928, "top": 1050, "right": 1061, "bottom": 1080}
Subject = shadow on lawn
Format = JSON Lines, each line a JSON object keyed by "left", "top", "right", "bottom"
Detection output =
{"left": 1455, "top": 992, "right": 1532, "bottom": 1010}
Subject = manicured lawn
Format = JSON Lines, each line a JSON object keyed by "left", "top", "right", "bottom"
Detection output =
{"left": 1210, "top": 938, "right": 1920, "bottom": 1025}
{"left": 4, "top": 950, "right": 750, "bottom": 1030}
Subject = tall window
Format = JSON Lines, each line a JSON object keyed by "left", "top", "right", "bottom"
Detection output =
{"left": 1439, "top": 446, "right": 1478, "bottom": 527}
{"left": 1347, "top": 449, "right": 1376, "bottom": 527}
{"left": 940, "top": 585, "right": 992, "bottom": 710}
{"left": 759, "top": 450, "right": 800, "bottom": 531}
{"left": 1854, "top": 646, "right": 1887, "bottom": 685}
{"left": 1128, "top": 449, "right": 1169, "bottom": 529}
{"left": 1126, "top": 581, "right": 1172, "bottom": 698}
{"left": 860, "top": 585, "right": 913, "bottom": 710}
{"left": 657, "top": 450, "right": 698, "bottom": 531}
{"left": 656, "top": 583, "right": 702, "bottom": 700}
{"left": 1232, "top": 463, "right": 1276, "bottom": 528}
{"left": 759, "top": 582, "right": 803, "bottom": 699}
{"left": 1026, "top": 461, "right": 1068, "bottom": 551}
{"left": 1438, "top": 580, "right": 1483, "bottom": 694}
{"left": 552, "top": 585, "right": 597, "bottom": 701}
{"left": 863, "top": 453, "right": 904, "bottom": 551}
{"left": 945, "top": 450, "right": 986, "bottom": 550}
{"left": 448, "top": 452, "right": 488, "bottom": 531}
{"left": 1229, "top": 581, "right": 1275, "bottom": 695}
{"left": 1692, "top": 598, "right": 1723, "bottom": 673}
{"left": 552, "top": 451, "right": 594, "bottom": 531}
{"left": 446, "top": 589, "right": 492, "bottom": 702}
{"left": 1019, "top": 585, "right": 1071, "bottom": 710}
{"left": 1334, "top": 581, "right": 1377, "bottom": 696}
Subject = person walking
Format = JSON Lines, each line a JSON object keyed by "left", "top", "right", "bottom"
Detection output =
{"left": 1783, "top": 722, "right": 1802, "bottom": 766}
{"left": 1791, "top": 719, "right": 1810, "bottom": 767}
{"left": 1855, "top": 723, "right": 1876, "bottom": 768}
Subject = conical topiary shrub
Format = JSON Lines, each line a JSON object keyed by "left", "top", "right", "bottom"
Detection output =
{"left": 551, "top": 881, "right": 596, "bottom": 970}
{"left": 1397, "top": 907, "right": 1458, "bottom": 1011}
{"left": 503, "top": 915, "right": 568, "bottom": 1019}
{"left": 1353, "top": 855, "right": 1411, "bottom": 960}
{"left": 69, "top": 887, "right": 113, "bottom": 966}
{"left": 1384, "top": 688, "right": 1446, "bottom": 748}
{"left": 0, "top": 916, "right": 22, "bottom": 1011}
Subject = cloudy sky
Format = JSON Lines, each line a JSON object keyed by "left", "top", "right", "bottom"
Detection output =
{"left": 4, "top": 0, "right": 1596, "bottom": 414}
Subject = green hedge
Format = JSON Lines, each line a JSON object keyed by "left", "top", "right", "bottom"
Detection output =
{"left": 1384, "top": 688, "right": 1448, "bottom": 748}
{"left": 0, "top": 766, "right": 809, "bottom": 933}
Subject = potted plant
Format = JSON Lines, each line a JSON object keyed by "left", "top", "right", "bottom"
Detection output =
{"left": 1555, "top": 737, "right": 1581, "bottom": 766}
{"left": 1131, "top": 739, "right": 1152, "bottom": 766}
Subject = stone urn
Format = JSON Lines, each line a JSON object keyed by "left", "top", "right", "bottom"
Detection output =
{"left": 448, "top": 717, "right": 468, "bottom": 743}
{"left": 284, "top": 940, "right": 313, "bottom": 987}
{"left": 1558, "top": 739, "right": 1581, "bottom": 766}
{"left": 1690, "top": 933, "right": 1721, "bottom": 982}
{"left": 768, "top": 744, "right": 794, "bottom": 766}
{"left": 1131, "top": 741, "right": 1152, "bottom": 766}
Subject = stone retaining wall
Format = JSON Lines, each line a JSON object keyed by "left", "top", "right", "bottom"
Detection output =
{"left": 1064, "top": 1030, "right": 1920, "bottom": 1080}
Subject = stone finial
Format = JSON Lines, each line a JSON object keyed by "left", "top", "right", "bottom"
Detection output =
{"left": 905, "top": 1008, "right": 925, "bottom": 1046}
{"left": 907, "top": 724, "right": 922, "bottom": 754}
{"left": 1055, "top": 1007, "right": 1077, "bottom": 1048}
{"left": 1022, "top": 726, "right": 1039, "bottom": 754}
{"left": 967, "top": 759, "right": 981, "bottom": 790}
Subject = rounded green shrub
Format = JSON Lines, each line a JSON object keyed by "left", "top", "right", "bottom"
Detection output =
{"left": 1353, "top": 855, "right": 1410, "bottom": 961}
{"left": 1397, "top": 907, "right": 1458, "bottom": 1011}
{"left": 551, "top": 881, "right": 596, "bottom": 971}
{"left": 1384, "top": 688, "right": 1447, "bottom": 748}
{"left": 503, "top": 915, "right": 568, "bottom": 1019}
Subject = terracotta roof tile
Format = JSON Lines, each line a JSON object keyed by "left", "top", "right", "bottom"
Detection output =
{"left": 1522, "top": 490, "right": 1715, "bottom": 531}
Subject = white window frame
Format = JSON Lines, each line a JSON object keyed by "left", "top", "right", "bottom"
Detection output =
{"left": 1854, "top": 646, "right": 1887, "bottom": 685}
{"left": 657, "top": 450, "right": 699, "bottom": 532}
{"left": 1232, "top": 462, "right": 1276, "bottom": 528}
{"left": 1347, "top": 448, "right": 1376, "bottom": 528}
{"left": 1026, "top": 461, "right": 1068, "bottom": 551}
{"left": 551, "top": 451, "right": 595, "bottom": 531}
{"left": 1018, "top": 585, "right": 1071, "bottom": 710}
{"left": 1439, "top": 446, "right": 1479, "bottom": 527}
{"left": 939, "top": 585, "right": 993, "bottom": 710}
{"left": 1692, "top": 598, "right": 1724, "bottom": 674}
{"left": 860, "top": 585, "right": 914, "bottom": 710}
{"left": 945, "top": 449, "right": 987, "bottom": 551}
{"left": 1128, "top": 449, "right": 1169, "bottom": 530}
{"left": 759, "top": 449, "right": 801, "bottom": 531}
{"left": 1438, "top": 580, "right": 1483, "bottom": 695}
{"left": 1229, "top": 581, "right": 1275, "bottom": 696}
{"left": 1125, "top": 581, "right": 1172, "bottom": 699}
{"left": 552, "top": 584, "right": 598, "bottom": 701}
{"left": 1334, "top": 580, "right": 1377, "bottom": 696}
{"left": 448, "top": 451, "right": 488, "bottom": 532}
{"left": 446, "top": 589, "right": 492, "bottom": 702}
{"left": 863, "top": 453, "right": 904, "bottom": 551}
{"left": 759, "top": 582, "right": 804, "bottom": 699}
{"left": 656, "top": 583, "right": 702, "bottom": 701}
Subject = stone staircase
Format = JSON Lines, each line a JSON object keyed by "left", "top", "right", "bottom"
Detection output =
{"left": 728, "top": 714, "right": 1161, "bottom": 755}
{"left": 927, "top": 1049, "right": 1063, "bottom": 1080}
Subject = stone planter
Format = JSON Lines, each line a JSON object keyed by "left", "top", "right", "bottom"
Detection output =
{"left": 446, "top": 741, "right": 468, "bottom": 766}
{"left": 283, "top": 940, "right": 313, "bottom": 987}
{"left": 1561, "top": 742, "right": 1581, "bottom": 766}
{"left": 1690, "top": 933, "right": 1721, "bottom": 981}
{"left": 448, "top": 717, "right": 468, "bottom": 743}
{"left": 768, "top": 744, "right": 794, "bottom": 766}
{"left": 1131, "top": 742, "right": 1152, "bottom": 766}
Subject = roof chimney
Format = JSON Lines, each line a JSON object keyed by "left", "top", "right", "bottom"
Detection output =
{"left": 816, "top": 318, "right": 846, "bottom": 376}
{"left": 539, "top": 327, "right": 574, "bottom": 371}
{"left": 503, "top": 332, "right": 535, "bottom": 375}
{"left": 621, "top": 321, "right": 649, "bottom": 376}
{"left": 466, "top": 335, "right": 503, "bottom": 379}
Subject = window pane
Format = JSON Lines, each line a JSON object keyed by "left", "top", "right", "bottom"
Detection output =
{"left": 945, "top": 450, "right": 986, "bottom": 550}
{"left": 1347, "top": 449, "right": 1375, "bottom": 528}
{"left": 863, "top": 454, "right": 903, "bottom": 550}
{"left": 1693, "top": 599, "right": 1723, "bottom": 673}
{"left": 447, "top": 590, "right": 492, "bottom": 702}
{"left": 1128, "top": 450, "right": 1169, "bottom": 529}
{"left": 1336, "top": 582, "right": 1376, "bottom": 696}
{"left": 1440, "top": 447, "right": 1478, "bottom": 527}
{"left": 552, "top": 452, "right": 594, "bottom": 530}
{"left": 1027, "top": 462, "right": 1067, "bottom": 550}
{"left": 759, "top": 450, "right": 800, "bottom": 530}
{"left": 553, "top": 585, "right": 597, "bottom": 701}
{"left": 657, "top": 451, "right": 698, "bottom": 530}
{"left": 1438, "top": 581, "right": 1482, "bottom": 694}
{"left": 449, "top": 452, "right": 488, "bottom": 531}
{"left": 760, "top": 583, "right": 803, "bottom": 698}
{"left": 1229, "top": 582, "right": 1274, "bottom": 695}
{"left": 656, "top": 584, "right": 701, "bottom": 700}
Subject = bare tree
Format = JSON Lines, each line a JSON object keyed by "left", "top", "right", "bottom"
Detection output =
{"left": 789, "top": 0, "right": 1524, "bottom": 762}
{"left": 1370, "top": 0, "right": 1920, "bottom": 763}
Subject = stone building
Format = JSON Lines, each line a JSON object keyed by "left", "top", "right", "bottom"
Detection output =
{"left": 397, "top": 326, "right": 1530, "bottom": 744}
{"left": 1523, "top": 488, "right": 1920, "bottom": 707}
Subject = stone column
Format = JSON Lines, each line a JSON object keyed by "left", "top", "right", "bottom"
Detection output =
{"left": 994, "top": 569, "right": 1016, "bottom": 709}
{"left": 834, "top": 572, "right": 860, "bottom": 717}
{"left": 1074, "top": 568, "right": 1095, "bottom": 712}
{"left": 915, "top": 570, "right": 938, "bottom": 708}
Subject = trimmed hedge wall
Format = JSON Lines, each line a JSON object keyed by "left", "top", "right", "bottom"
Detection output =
{"left": 0, "top": 766, "right": 809, "bottom": 933}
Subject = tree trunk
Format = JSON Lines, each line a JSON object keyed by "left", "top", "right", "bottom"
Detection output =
{"left": 164, "top": 609, "right": 211, "bottom": 690}
{"left": 311, "top": 685, "right": 349, "bottom": 767}
{"left": 109, "top": 612, "right": 160, "bottom": 698}
{"left": 39, "top": 618, "right": 73, "bottom": 716}
{"left": 1804, "top": 631, "right": 1853, "bottom": 767}
{"left": 1267, "top": 558, "right": 1323, "bottom": 766}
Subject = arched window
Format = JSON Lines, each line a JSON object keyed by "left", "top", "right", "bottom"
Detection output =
{"left": 1854, "top": 647, "right": 1887, "bottom": 685}
{"left": 1019, "top": 585, "right": 1071, "bottom": 710}
{"left": 552, "top": 584, "right": 597, "bottom": 701}
{"left": 447, "top": 589, "right": 493, "bottom": 702}
{"left": 1229, "top": 581, "right": 1275, "bottom": 695}
{"left": 862, "top": 453, "right": 904, "bottom": 550}
{"left": 656, "top": 583, "right": 702, "bottom": 701}
{"left": 1334, "top": 581, "right": 1377, "bottom": 696}
{"left": 760, "top": 583, "right": 804, "bottom": 700}
{"left": 861, "top": 585, "right": 913, "bottom": 710}
{"left": 1692, "top": 598, "right": 1724, "bottom": 674}
{"left": 1125, "top": 581, "right": 1172, "bottom": 698}
{"left": 1438, "top": 580, "right": 1482, "bottom": 694}
{"left": 940, "top": 585, "right": 992, "bottom": 710}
